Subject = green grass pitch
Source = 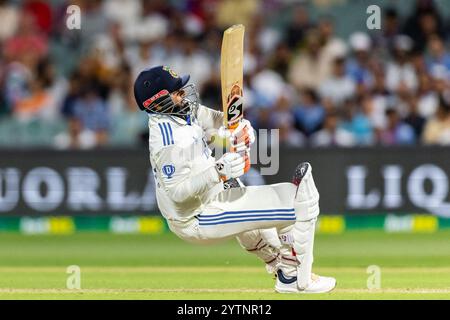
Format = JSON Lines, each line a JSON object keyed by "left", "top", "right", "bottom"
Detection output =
{"left": 0, "top": 230, "right": 449, "bottom": 299}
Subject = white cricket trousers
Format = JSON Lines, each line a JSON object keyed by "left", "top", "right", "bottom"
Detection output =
{"left": 167, "top": 183, "right": 297, "bottom": 244}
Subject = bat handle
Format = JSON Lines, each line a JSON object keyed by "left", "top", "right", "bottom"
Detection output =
{"left": 229, "top": 147, "right": 250, "bottom": 173}
{"left": 230, "top": 147, "right": 250, "bottom": 171}
{"left": 243, "top": 151, "right": 250, "bottom": 173}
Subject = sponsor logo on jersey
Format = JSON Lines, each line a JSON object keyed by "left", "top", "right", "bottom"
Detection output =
{"left": 162, "top": 165, "right": 175, "bottom": 178}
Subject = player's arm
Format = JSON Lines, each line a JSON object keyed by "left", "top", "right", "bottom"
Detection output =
{"left": 154, "top": 144, "right": 245, "bottom": 203}
{"left": 196, "top": 104, "right": 224, "bottom": 141}
{"left": 154, "top": 144, "right": 219, "bottom": 203}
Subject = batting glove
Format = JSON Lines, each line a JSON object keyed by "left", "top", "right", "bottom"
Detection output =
{"left": 218, "top": 119, "right": 255, "bottom": 153}
{"left": 231, "top": 119, "right": 255, "bottom": 152}
{"left": 216, "top": 152, "right": 245, "bottom": 181}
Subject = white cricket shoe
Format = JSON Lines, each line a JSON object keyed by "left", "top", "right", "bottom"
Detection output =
{"left": 275, "top": 270, "right": 336, "bottom": 294}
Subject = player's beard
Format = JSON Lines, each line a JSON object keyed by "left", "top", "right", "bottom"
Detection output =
{"left": 173, "top": 100, "right": 199, "bottom": 123}
{"left": 174, "top": 101, "right": 190, "bottom": 115}
{"left": 170, "top": 84, "right": 200, "bottom": 120}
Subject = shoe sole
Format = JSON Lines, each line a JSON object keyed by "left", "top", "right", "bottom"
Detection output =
{"left": 275, "top": 280, "right": 337, "bottom": 294}
{"left": 274, "top": 285, "right": 301, "bottom": 294}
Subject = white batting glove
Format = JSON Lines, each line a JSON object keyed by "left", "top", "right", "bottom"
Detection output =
{"left": 215, "top": 152, "right": 245, "bottom": 181}
{"left": 231, "top": 119, "right": 255, "bottom": 152}
{"left": 218, "top": 119, "right": 255, "bottom": 153}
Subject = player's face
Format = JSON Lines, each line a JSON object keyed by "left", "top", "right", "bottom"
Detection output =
{"left": 170, "top": 89, "right": 185, "bottom": 105}
{"left": 170, "top": 89, "right": 191, "bottom": 115}
{"left": 151, "top": 84, "right": 198, "bottom": 118}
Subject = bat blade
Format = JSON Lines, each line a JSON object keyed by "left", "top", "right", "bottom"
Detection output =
{"left": 220, "top": 24, "right": 250, "bottom": 173}
{"left": 221, "top": 24, "right": 245, "bottom": 129}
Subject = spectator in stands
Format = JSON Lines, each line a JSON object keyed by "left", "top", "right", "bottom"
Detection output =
{"left": 2, "top": 10, "right": 48, "bottom": 113}
{"left": 248, "top": 12, "right": 281, "bottom": 56}
{"left": 317, "top": 15, "right": 347, "bottom": 75}
{"left": 127, "top": 40, "right": 154, "bottom": 79}
{"left": 416, "top": 71, "right": 439, "bottom": 119}
{"left": 57, "top": 72, "right": 82, "bottom": 149}
{"left": 289, "top": 17, "right": 347, "bottom": 92}
{"left": 270, "top": 94, "right": 306, "bottom": 147}
{"left": 3, "top": 11, "right": 48, "bottom": 62}
{"left": 107, "top": 63, "right": 134, "bottom": 115}
{"left": 23, "top": 0, "right": 53, "bottom": 35}
{"left": 379, "top": 108, "right": 416, "bottom": 145}
{"left": 375, "top": 7, "right": 401, "bottom": 53}
{"left": 171, "top": 35, "right": 212, "bottom": 90}
{"left": 199, "top": 72, "right": 221, "bottom": 110}
{"left": 368, "top": 65, "right": 391, "bottom": 131}
{"left": 431, "top": 65, "right": 450, "bottom": 97}
{"left": 267, "top": 42, "right": 292, "bottom": 81}
{"left": 0, "top": 0, "right": 19, "bottom": 42}
{"left": 61, "top": 72, "right": 82, "bottom": 119}
{"left": 14, "top": 58, "right": 66, "bottom": 121}
{"left": 310, "top": 110, "right": 355, "bottom": 147}
{"left": 385, "top": 35, "right": 418, "bottom": 93}
{"left": 403, "top": 0, "right": 446, "bottom": 53}
{"left": 426, "top": 34, "right": 450, "bottom": 75}
{"left": 293, "top": 89, "right": 325, "bottom": 136}
{"left": 342, "top": 95, "right": 375, "bottom": 145}
{"left": 76, "top": 55, "right": 110, "bottom": 100}
{"left": 2, "top": 57, "right": 33, "bottom": 110}
{"left": 285, "top": 4, "right": 311, "bottom": 50}
{"left": 288, "top": 30, "right": 327, "bottom": 90}
{"left": 80, "top": 0, "right": 111, "bottom": 47}
{"left": 216, "top": 0, "right": 258, "bottom": 28}
{"left": 251, "top": 67, "right": 285, "bottom": 109}
{"left": 347, "top": 32, "right": 374, "bottom": 88}
{"left": 319, "top": 56, "right": 356, "bottom": 106}
{"left": 14, "top": 77, "right": 51, "bottom": 121}
{"left": 71, "top": 85, "right": 110, "bottom": 148}
{"left": 102, "top": 0, "right": 142, "bottom": 31}
{"left": 422, "top": 95, "right": 450, "bottom": 145}
{"left": 404, "top": 94, "right": 427, "bottom": 139}
{"left": 92, "top": 21, "right": 126, "bottom": 74}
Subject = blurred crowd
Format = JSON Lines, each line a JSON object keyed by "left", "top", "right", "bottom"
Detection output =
{"left": 1, "top": 0, "right": 450, "bottom": 149}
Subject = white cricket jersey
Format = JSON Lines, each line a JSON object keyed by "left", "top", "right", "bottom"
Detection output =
{"left": 148, "top": 105, "right": 224, "bottom": 222}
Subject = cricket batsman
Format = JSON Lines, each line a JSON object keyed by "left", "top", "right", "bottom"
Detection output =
{"left": 134, "top": 65, "right": 336, "bottom": 293}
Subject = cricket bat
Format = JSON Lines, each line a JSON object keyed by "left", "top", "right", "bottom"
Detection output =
{"left": 220, "top": 24, "right": 250, "bottom": 173}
